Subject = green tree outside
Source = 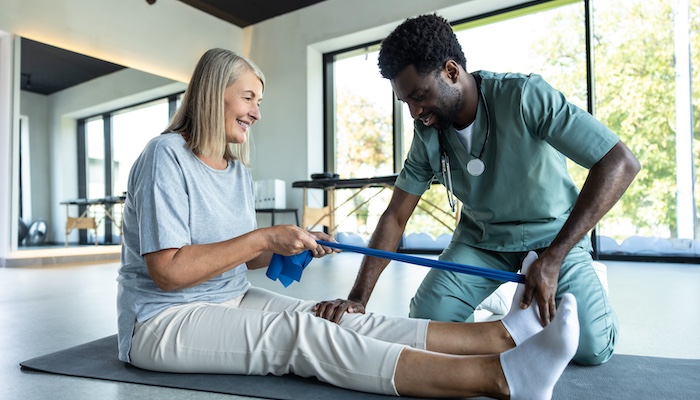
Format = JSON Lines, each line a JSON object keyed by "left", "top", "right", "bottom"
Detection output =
{"left": 540, "top": 0, "right": 697, "bottom": 241}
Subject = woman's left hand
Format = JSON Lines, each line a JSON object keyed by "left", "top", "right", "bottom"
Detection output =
{"left": 260, "top": 225, "right": 338, "bottom": 258}
{"left": 308, "top": 231, "right": 340, "bottom": 258}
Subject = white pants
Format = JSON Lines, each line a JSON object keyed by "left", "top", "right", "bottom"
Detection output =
{"left": 130, "top": 287, "right": 429, "bottom": 395}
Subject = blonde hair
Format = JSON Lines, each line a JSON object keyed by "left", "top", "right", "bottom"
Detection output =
{"left": 165, "top": 48, "right": 265, "bottom": 166}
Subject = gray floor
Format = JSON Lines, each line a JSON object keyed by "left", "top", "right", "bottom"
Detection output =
{"left": 2, "top": 253, "right": 699, "bottom": 400}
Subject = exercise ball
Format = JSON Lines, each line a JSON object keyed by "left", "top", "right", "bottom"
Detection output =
{"left": 26, "top": 220, "right": 48, "bottom": 246}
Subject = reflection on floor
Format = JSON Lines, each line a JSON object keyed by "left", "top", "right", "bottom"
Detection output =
{"left": 1, "top": 253, "right": 699, "bottom": 399}
{"left": 3, "top": 244, "right": 121, "bottom": 267}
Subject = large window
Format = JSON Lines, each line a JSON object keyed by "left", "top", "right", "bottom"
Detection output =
{"left": 112, "top": 99, "right": 171, "bottom": 197}
{"left": 590, "top": 0, "right": 698, "bottom": 259}
{"left": 78, "top": 94, "right": 180, "bottom": 244}
{"left": 324, "top": 0, "right": 700, "bottom": 261}
{"left": 85, "top": 117, "right": 106, "bottom": 200}
{"left": 330, "top": 48, "right": 396, "bottom": 235}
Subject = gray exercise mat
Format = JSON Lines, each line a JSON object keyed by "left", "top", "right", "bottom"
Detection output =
{"left": 20, "top": 335, "right": 700, "bottom": 399}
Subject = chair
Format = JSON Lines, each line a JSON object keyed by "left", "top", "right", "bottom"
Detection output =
{"left": 65, "top": 217, "right": 99, "bottom": 246}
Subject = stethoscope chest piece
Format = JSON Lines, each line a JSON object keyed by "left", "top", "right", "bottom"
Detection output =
{"left": 467, "top": 158, "right": 485, "bottom": 176}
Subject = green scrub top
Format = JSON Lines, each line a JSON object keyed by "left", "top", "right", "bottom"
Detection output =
{"left": 395, "top": 71, "right": 620, "bottom": 252}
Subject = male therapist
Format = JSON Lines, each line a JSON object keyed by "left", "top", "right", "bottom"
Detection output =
{"left": 314, "top": 14, "right": 640, "bottom": 366}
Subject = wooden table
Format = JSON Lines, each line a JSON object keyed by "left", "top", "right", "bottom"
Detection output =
{"left": 60, "top": 195, "right": 126, "bottom": 245}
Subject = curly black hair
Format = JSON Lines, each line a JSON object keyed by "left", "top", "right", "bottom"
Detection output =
{"left": 378, "top": 14, "right": 466, "bottom": 79}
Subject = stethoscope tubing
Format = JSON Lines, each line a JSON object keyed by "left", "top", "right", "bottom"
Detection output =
{"left": 439, "top": 73, "right": 491, "bottom": 178}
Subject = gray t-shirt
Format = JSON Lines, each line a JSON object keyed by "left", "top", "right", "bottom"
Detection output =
{"left": 117, "top": 133, "right": 255, "bottom": 362}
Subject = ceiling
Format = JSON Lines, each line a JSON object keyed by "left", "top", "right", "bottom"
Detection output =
{"left": 20, "top": 0, "right": 327, "bottom": 95}
{"left": 176, "top": 0, "right": 327, "bottom": 28}
{"left": 20, "top": 38, "right": 126, "bottom": 95}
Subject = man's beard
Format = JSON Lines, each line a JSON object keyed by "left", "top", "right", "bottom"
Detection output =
{"left": 431, "top": 77, "right": 462, "bottom": 131}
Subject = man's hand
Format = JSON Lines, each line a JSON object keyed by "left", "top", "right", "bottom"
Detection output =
{"left": 312, "top": 299, "right": 365, "bottom": 323}
{"left": 520, "top": 256, "right": 560, "bottom": 326}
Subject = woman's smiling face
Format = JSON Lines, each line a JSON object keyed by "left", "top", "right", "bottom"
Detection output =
{"left": 223, "top": 69, "right": 263, "bottom": 144}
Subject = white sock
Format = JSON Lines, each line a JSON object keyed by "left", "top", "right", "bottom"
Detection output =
{"left": 501, "top": 251, "right": 543, "bottom": 345}
{"left": 499, "top": 293, "right": 580, "bottom": 400}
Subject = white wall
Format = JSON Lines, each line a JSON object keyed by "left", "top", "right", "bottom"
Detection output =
{"left": 19, "top": 91, "right": 50, "bottom": 224}
{"left": 0, "top": 31, "right": 13, "bottom": 262}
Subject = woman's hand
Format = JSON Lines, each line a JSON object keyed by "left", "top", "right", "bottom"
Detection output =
{"left": 308, "top": 231, "right": 341, "bottom": 258}
{"left": 262, "top": 225, "right": 338, "bottom": 258}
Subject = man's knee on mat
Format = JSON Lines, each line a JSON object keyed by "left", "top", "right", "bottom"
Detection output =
{"left": 573, "top": 325, "right": 617, "bottom": 366}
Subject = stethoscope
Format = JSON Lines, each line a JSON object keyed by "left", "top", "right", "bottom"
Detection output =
{"left": 439, "top": 74, "right": 491, "bottom": 212}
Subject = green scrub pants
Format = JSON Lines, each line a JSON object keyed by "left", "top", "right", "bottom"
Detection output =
{"left": 409, "top": 243, "right": 617, "bottom": 366}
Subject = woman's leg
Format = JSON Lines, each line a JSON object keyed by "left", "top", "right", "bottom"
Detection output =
{"left": 131, "top": 298, "right": 406, "bottom": 395}
{"left": 237, "top": 273, "right": 541, "bottom": 358}
{"left": 240, "top": 287, "right": 529, "bottom": 357}
{"left": 131, "top": 289, "right": 578, "bottom": 398}
{"left": 426, "top": 319, "right": 514, "bottom": 355}
{"left": 396, "top": 350, "right": 507, "bottom": 399}
{"left": 395, "top": 293, "right": 580, "bottom": 399}
{"left": 240, "top": 287, "right": 429, "bottom": 348}
{"left": 243, "top": 262, "right": 546, "bottom": 357}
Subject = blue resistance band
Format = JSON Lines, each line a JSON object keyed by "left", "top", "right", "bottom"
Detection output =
{"left": 266, "top": 240, "right": 525, "bottom": 287}
{"left": 266, "top": 251, "right": 313, "bottom": 287}
{"left": 317, "top": 240, "right": 525, "bottom": 284}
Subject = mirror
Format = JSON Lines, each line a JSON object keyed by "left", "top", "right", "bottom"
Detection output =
{"left": 12, "top": 36, "right": 186, "bottom": 254}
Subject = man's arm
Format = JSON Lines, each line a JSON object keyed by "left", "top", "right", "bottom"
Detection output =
{"left": 521, "top": 140, "right": 640, "bottom": 324}
{"left": 314, "top": 187, "right": 421, "bottom": 322}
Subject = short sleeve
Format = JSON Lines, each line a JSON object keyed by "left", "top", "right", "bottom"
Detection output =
{"left": 395, "top": 128, "right": 435, "bottom": 196}
{"left": 521, "top": 74, "right": 619, "bottom": 169}
{"left": 129, "top": 140, "right": 191, "bottom": 255}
